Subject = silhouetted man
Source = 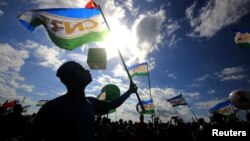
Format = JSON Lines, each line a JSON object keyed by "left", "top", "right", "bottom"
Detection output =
{"left": 25, "top": 61, "right": 137, "bottom": 141}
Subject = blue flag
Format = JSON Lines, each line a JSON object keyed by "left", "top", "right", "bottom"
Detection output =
{"left": 128, "top": 62, "right": 148, "bottom": 78}
{"left": 209, "top": 99, "right": 236, "bottom": 115}
{"left": 167, "top": 94, "right": 187, "bottom": 107}
{"left": 136, "top": 99, "right": 154, "bottom": 114}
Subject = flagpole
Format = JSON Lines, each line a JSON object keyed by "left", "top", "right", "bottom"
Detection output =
{"left": 186, "top": 102, "right": 198, "bottom": 121}
{"left": 176, "top": 93, "right": 198, "bottom": 121}
{"left": 146, "top": 62, "right": 155, "bottom": 123}
{"left": 21, "top": 96, "right": 26, "bottom": 105}
{"left": 96, "top": 3, "right": 145, "bottom": 111}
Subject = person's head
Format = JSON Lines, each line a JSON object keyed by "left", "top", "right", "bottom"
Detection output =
{"left": 56, "top": 61, "right": 92, "bottom": 89}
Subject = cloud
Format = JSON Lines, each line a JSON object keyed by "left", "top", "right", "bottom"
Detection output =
{"left": 112, "top": 64, "right": 127, "bottom": 78}
{"left": 216, "top": 66, "right": 246, "bottom": 81}
{"left": 0, "top": 9, "right": 3, "bottom": 16}
{"left": 66, "top": 53, "right": 88, "bottom": 67}
{"left": 166, "top": 20, "right": 180, "bottom": 36}
{"left": 0, "top": 2, "right": 8, "bottom": 6}
{"left": 0, "top": 43, "right": 33, "bottom": 98}
{"left": 190, "top": 74, "right": 209, "bottom": 87}
{"left": 186, "top": 0, "right": 250, "bottom": 38}
{"left": 132, "top": 8, "right": 166, "bottom": 53}
{"left": 207, "top": 89, "right": 216, "bottom": 94}
{"left": 18, "top": 40, "right": 64, "bottom": 70}
{"left": 0, "top": 43, "right": 29, "bottom": 72}
{"left": 168, "top": 34, "right": 181, "bottom": 48}
{"left": 167, "top": 73, "right": 177, "bottom": 80}
{"left": 33, "top": 46, "right": 63, "bottom": 70}
{"left": 30, "top": 0, "right": 85, "bottom": 8}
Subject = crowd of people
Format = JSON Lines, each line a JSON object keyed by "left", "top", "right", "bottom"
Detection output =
{"left": 1, "top": 106, "right": 250, "bottom": 141}
{"left": 1, "top": 61, "right": 250, "bottom": 140}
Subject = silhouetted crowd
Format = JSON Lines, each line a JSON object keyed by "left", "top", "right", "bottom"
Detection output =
{"left": 1, "top": 104, "right": 250, "bottom": 141}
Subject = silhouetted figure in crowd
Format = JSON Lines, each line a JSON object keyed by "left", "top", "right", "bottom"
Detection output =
{"left": 136, "top": 114, "right": 148, "bottom": 141}
{"left": 25, "top": 61, "right": 137, "bottom": 141}
{"left": 1, "top": 104, "right": 26, "bottom": 141}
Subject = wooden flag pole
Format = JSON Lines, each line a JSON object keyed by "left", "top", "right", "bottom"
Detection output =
{"left": 96, "top": 2, "right": 145, "bottom": 111}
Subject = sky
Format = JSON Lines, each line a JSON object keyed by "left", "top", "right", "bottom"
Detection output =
{"left": 1, "top": 0, "right": 250, "bottom": 123}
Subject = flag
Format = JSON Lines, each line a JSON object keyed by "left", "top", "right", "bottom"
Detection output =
{"left": 85, "top": 0, "right": 98, "bottom": 9}
{"left": 1, "top": 100, "right": 17, "bottom": 109}
{"left": 36, "top": 100, "right": 48, "bottom": 106}
{"left": 128, "top": 62, "right": 148, "bottom": 78}
{"left": 209, "top": 99, "right": 236, "bottom": 116}
{"left": 136, "top": 99, "right": 154, "bottom": 114}
{"left": 234, "top": 29, "right": 250, "bottom": 48}
{"left": 167, "top": 94, "right": 187, "bottom": 107}
{"left": 18, "top": 8, "right": 109, "bottom": 50}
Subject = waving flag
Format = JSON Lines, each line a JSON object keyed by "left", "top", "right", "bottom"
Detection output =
{"left": 167, "top": 94, "right": 187, "bottom": 107}
{"left": 85, "top": 0, "right": 98, "bottom": 9}
{"left": 36, "top": 100, "right": 48, "bottom": 106}
{"left": 234, "top": 29, "right": 250, "bottom": 48}
{"left": 136, "top": 99, "right": 154, "bottom": 114}
{"left": 1, "top": 100, "right": 17, "bottom": 109}
{"left": 128, "top": 62, "right": 148, "bottom": 78}
{"left": 18, "top": 8, "right": 108, "bottom": 50}
{"left": 209, "top": 99, "right": 236, "bottom": 115}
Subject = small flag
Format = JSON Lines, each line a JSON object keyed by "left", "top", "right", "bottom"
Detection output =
{"left": 18, "top": 8, "right": 109, "bottom": 50}
{"left": 209, "top": 99, "right": 236, "bottom": 115}
{"left": 234, "top": 29, "right": 250, "bottom": 48}
{"left": 36, "top": 100, "right": 48, "bottom": 106}
{"left": 128, "top": 62, "right": 148, "bottom": 78}
{"left": 85, "top": 0, "right": 98, "bottom": 9}
{"left": 1, "top": 100, "right": 17, "bottom": 109}
{"left": 136, "top": 99, "right": 154, "bottom": 114}
{"left": 167, "top": 94, "right": 187, "bottom": 107}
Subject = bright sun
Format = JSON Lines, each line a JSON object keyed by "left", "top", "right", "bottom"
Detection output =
{"left": 100, "top": 20, "right": 137, "bottom": 59}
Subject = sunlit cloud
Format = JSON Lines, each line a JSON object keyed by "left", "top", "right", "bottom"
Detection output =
{"left": 0, "top": 43, "right": 33, "bottom": 98}
{"left": 186, "top": 0, "right": 250, "bottom": 38}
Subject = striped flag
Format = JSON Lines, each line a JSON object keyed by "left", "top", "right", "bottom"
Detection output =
{"left": 36, "top": 100, "right": 48, "bottom": 106}
{"left": 128, "top": 62, "right": 148, "bottom": 78}
{"left": 209, "top": 99, "right": 236, "bottom": 115}
{"left": 18, "top": 8, "right": 109, "bottom": 50}
{"left": 234, "top": 29, "right": 250, "bottom": 48}
{"left": 136, "top": 99, "right": 154, "bottom": 114}
{"left": 167, "top": 94, "right": 187, "bottom": 107}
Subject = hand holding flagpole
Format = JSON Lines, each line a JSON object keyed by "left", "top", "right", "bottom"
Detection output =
{"left": 93, "top": 1, "right": 145, "bottom": 111}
